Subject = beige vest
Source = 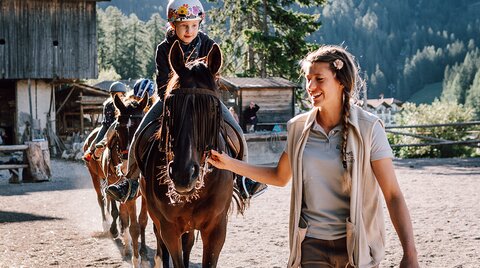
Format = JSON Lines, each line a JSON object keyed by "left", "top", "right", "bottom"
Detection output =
{"left": 286, "top": 104, "right": 386, "bottom": 268}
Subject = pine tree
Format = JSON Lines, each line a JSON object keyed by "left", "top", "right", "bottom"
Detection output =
{"left": 146, "top": 13, "right": 166, "bottom": 79}
{"left": 206, "top": 0, "right": 326, "bottom": 81}
{"left": 104, "top": 6, "right": 129, "bottom": 74}
{"left": 120, "top": 14, "right": 152, "bottom": 78}
{"left": 465, "top": 70, "right": 480, "bottom": 119}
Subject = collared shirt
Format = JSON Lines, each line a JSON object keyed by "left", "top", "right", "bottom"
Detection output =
{"left": 301, "top": 120, "right": 393, "bottom": 240}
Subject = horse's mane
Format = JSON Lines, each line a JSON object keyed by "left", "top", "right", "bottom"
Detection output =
{"left": 156, "top": 57, "right": 221, "bottom": 153}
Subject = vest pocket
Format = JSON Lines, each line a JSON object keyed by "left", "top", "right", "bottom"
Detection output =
{"left": 291, "top": 216, "right": 308, "bottom": 267}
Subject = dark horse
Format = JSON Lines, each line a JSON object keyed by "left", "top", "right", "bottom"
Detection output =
{"left": 134, "top": 41, "right": 243, "bottom": 267}
{"left": 83, "top": 94, "right": 149, "bottom": 267}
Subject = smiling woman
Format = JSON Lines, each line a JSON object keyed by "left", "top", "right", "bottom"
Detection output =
{"left": 208, "top": 45, "right": 419, "bottom": 268}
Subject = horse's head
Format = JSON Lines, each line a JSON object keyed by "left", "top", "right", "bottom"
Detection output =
{"left": 159, "top": 40, "right": 222, "bottom": 200}
{"left": 113, "top": 94, "right": 148, "bottom": 158}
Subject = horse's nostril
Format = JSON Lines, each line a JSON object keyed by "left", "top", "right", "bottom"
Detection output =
{"left": 168, "top": 161, "right": 174, "bottom": 177}
{"left": 192, "top": 164, "right": 199, "bottom": 179}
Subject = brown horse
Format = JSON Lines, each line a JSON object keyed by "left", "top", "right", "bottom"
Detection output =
{"left": 134, "top": 41, "right": 244, "bottom": 268}
{"left": 83, "top": 94, "right": 149, "bottom": 267}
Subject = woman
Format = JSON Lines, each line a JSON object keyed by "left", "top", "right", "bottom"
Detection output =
{"left": 208, "top": 45, "right": 419, "bottom": 268}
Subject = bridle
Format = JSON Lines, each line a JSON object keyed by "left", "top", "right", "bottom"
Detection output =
{"left": 115, "top": 114, "right": 144, "bottom": 159}
{"left": 159, "top": 87, "right": 220, "bottom": 204}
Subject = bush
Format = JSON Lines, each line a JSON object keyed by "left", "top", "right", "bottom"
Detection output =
{"left": 390, "top": 99, "right": 477, "bottom": 158}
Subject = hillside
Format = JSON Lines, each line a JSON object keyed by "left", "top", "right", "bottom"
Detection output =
{"left": 97, "top": 0, "right": 480, "bottom": 102}
{"left": 406, "top": 82, "right": 443, "bottom": 105}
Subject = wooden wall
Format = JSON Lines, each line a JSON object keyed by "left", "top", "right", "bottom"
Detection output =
{"left": 0, "top": 0, "right": 98, "bottom": 79}
{"left": 240, "top": 87, "right": 294, "bottom": 124}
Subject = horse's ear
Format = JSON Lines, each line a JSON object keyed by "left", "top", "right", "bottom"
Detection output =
{"left": 169, "top": 40, "right": 186, "bottom": 75}
{"left": 206, "top": 43, "right": 222, "bottom": 75}
{"left": 113, "top": 94, "right": 125, "bottom": 112}
{"left": 139, "top": 93, "right": 148, "bottom": 110}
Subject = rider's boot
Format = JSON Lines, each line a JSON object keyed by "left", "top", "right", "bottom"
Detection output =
{"left": 106, "top": 178, "right": 139, "bottom": 203}
{"left": 83, "top": 148, "right": 93, "bottom": 162}
{"left": 236, "top": 176, "right": 268, "bottom": 199}
{"left": 95, "top": 138, "right": 107, "bottom": 149}
{"left": 83, "top": 147, "right": 100, "bottom": 162}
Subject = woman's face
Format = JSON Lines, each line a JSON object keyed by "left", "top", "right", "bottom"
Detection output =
{"left": 304, "top": 62, "right": 344, "bottom": 109}
{"left": 172, "top": 20, "right": 200, "bottom": 44}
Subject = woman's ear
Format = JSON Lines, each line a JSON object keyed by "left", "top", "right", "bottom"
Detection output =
{"left": 169, "top": 22, "right": 176, "bottom": 29}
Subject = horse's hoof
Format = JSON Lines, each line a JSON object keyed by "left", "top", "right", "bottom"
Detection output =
{"left": 110, "top": 229, "right": 119, "bottom": 239}
{"left": 131, "top": 255, "right": 141, "bottom": 268}
{"left": 154, "top": 255, "right": 163, "bottom": 268}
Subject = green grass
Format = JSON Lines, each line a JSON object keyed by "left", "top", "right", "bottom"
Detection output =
{"left": 406, "top": 82, "right": 443, "bottom": 104}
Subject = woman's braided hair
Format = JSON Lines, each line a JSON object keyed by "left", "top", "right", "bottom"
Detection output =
{"left": 301, "top": 45, "right": 362, "bottom": 193}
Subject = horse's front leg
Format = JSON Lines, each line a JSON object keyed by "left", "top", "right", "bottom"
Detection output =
{"left": 153, "top": 224, "right": 170, "bottom": 268}
{"left": 109, "top": 198, "right": 119, "bottom": 238}
{"left": 200, "top": 215, "right": 228, "bottom": 267}
{"left": 118, "top": 202, "right": 132, "bottom": 256}
{"left": 160, "top": 221, "right": 184, "bottom": 268}
{"left": 139, "top": 195, "right": 149, "bottom": 264}
{"left": 182, "top": 231, "right": 195, "bottom": 267}
{"left": 126, "top": 199, "right": 140, "bottom": 267}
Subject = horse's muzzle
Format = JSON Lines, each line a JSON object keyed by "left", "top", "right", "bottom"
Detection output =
{"left": 168, "top": 161, "right": 200, "bottom": 193}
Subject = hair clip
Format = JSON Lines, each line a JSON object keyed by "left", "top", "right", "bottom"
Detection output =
{"left": 333, "top": 59, "right": 344, "bottom": 70}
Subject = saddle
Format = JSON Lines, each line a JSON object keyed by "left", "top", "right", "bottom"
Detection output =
{"left": 221, "top": 121, "right": 244, "bottom": 161}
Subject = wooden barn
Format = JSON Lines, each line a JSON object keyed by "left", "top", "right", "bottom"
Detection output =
{"left": 219, "top": 77, "right": 300, "bottom": 131}
{"left": 54, "top": 80, "right": 137, "bottom": 139}
{"left": 0, "top": 0, "right": 107, "bottom": 146}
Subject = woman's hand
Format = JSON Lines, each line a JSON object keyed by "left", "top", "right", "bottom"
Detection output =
{"left": 207, "top": 149, "right": 233, "bottom": 171}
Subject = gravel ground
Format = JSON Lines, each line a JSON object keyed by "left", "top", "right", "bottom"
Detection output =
{"left": 0, "top": 157, "right": 479, "bottom": 267}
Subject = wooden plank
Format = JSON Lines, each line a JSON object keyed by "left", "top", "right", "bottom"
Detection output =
{"left": 0, "top": 164, "right": 29, "bottom": 170}
{"left": 2, "top": 0, "right": 98, "bottom": 79}
{"left": 80, "top": 91, "right": 84, "bottom": 134}
{"left": 0, "top": 145, "right": 29, "bottom": 151}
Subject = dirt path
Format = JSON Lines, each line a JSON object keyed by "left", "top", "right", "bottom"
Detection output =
{"left": 0, "top": 158, "right": 479, "bottom": 267}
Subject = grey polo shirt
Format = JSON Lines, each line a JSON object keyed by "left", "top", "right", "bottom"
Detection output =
{"left": 301, "top": 120, "right": 393, "bottom": 240}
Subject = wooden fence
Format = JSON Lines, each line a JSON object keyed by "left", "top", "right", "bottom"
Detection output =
{"left": 385, "top": 121, "right": 480, "bottom": 148}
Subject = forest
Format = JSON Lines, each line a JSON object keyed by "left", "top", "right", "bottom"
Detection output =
{"left": 95, "top": 0, "right": 480, "bottom": 118}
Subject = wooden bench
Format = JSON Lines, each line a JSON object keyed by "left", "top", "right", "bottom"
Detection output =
{"left": 0, "top": 145, "right": 29, "bottom": 183}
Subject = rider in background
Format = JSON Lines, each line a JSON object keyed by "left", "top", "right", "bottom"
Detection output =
{"left": 106, "top": 0, "right": 267, "bottom": 203}
{"left": 83, "top": 81, "right": 127, "bottom": 162}
{"left": 131, "top": 78, "right": 158, "bottom": 112}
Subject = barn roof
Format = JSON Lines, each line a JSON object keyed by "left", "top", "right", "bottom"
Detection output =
{"left": 366, "top": 97, "right": 403, "bottom": 109}
{"left": 219, "top": 77, "right": 300, "bottom": 90}
{"left": 93, "top": 80, "right": 136, "bottom": 92}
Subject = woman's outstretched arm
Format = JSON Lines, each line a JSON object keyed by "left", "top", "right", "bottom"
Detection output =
{"left": 208, "top": 150, "right": 292, "bottom": 187}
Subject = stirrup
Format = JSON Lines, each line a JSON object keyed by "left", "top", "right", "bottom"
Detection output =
{"left": 121, "top": 180, "right": 139, "bottom": 203}
{"left": 240, "top": 176, "right": 267, "bottom": 199}
{"left": 95, "top": 141, "right": 106, "bottom": 148}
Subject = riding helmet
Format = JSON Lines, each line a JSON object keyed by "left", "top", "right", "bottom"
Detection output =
{"left": 133, "top": 78, "right": 155, "bottom": 98}
{"left": 109, "top": 81, "right": 127, "bottom": 93}
{"left": 167, "top": 0, "right": 205, "bottom": 22}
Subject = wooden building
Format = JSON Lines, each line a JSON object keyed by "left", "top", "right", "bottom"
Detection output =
{"left": 0, "top": 0, "right": 107, "bottom": 145}
{"left": 55, "top": 80, "right": 136, "bottom": 139}
{"left": 219, "top": 77, "right": 300, "bottom": 131}
{"left": 55, "top": 83, "right": 109, "bottom": 139}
